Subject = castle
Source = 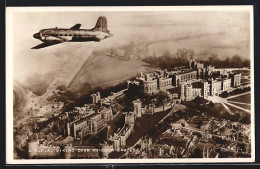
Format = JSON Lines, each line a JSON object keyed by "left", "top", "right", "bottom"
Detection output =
{"left": 127, "top": 59, "right": 241, "bottom": 101}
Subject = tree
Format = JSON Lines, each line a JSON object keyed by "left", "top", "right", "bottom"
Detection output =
{"left": 240, "top": 114, "right": 251, "bottom": 124}
{"left": 225, "top": 56, "right": 231, "bottom": 67}
{"left": 162, "top": 50, "right": 171, "bottom": 58}
{"left": 157, "top": 91, "right": 168, "bottom": 105}
{"left": 57, "top": 85, "right": 66, "bottom": 91}
{"left": 231, "top": 55, "right": 243, "bottom": 67}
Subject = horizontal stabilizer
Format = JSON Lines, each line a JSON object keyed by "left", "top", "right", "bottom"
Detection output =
{"left": 70, "top": 24, "right": 81, "bottom": 30}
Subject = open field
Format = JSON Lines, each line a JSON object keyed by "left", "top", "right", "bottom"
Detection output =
{"left": 227, "top": 93, "right": 251, "bottom": 103}
{"left": 228, "top": 102, "right": 251, "bottom": 110}
{"left": 226, "top": 104, "right": 250, "bottom": 114}
{"left": 68, "top": 53, "right": 155, "bottom": 96}
{"left": 241, "top": 79, "right": 251, "bottom": 83}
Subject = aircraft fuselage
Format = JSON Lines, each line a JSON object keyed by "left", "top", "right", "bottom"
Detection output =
{"left": 32, "top": 16, "right": 112, "bottom": 49}
{"left": 33, "top": 28, "right": 113, "bottom": 42}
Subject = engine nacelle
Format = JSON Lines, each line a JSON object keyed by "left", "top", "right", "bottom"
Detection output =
{"left": 42, "top": 35, "right": 62, "bottom": 42}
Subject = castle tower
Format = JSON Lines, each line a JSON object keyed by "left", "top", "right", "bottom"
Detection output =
{"left": 133, "top": 99, "right": 142, "bottom": 118}
{"left": 91, "top": 92, "right": 101, "bottom": 104}
{"left": 106, "top": 126, "right": 111, "bottom": 140}
{"left": 202, "top": 81, "right": 209, "bottom": 98}
{"left": 127, "top": 80, "right": 131, "bottom": 89}
{"left": 113, "top": 137, "right": 121, "bottom": 151}
{"left": 180, "top": 83, "right": 185, "bottom": 101}
{"left": 67, "top": 122, "right": 71, "bottom": 136}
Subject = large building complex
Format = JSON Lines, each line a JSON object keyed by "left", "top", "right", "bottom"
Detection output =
{"left": 128, "top": 59, "right": 241, "bottom": 101}
{"left": 17, "top": 54, "right": 245, "bottom": 160}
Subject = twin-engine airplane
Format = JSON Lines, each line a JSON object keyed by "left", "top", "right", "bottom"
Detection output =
{"left": 32, "top": 16, "right": 113, "bottom": 49}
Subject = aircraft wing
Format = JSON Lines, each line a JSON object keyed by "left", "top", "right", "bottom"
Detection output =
{"left": 31, "top": 40, "right": 63, "bottom": 49}
{"left": 70, "top": 24, "right": 81, "bottom": 30}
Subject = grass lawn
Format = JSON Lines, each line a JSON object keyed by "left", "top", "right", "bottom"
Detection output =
{"left": 226, "top": 104, "right": 250, "bottom": 114}
{"left": 228, "top": 102, "right": 251, "bottom": 110}
{"left": 241, "top": 79, "right": 250, "bottom": 83}
{"left": 227, "top": 93, "right": 251, "bottom": 104}
{"left": 192, "top": 81, "right": 201, "bottom": 88}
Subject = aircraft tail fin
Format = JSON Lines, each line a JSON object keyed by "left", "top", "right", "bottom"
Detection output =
{"left": 92, "top": 16, "right": 109, "bottom": 33}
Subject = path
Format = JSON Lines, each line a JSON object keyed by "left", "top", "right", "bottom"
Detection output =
{"left": 228, "top": 101, "right": 251, "bottom": 106}
{"left": 207, "top": 91, "right": 251, "bottom": 114}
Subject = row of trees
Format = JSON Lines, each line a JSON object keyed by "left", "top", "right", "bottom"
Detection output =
{"left": 203, "top": 54, "right": 250, "bottom": 68}
{"left": 219, "top": 87, "right": 251, "bottom": 98}
{"left": 142, "top": 55, "right": 188, "bottom": 70}
{"left": 142, "top": 50, "right": 250, "bottom": 69}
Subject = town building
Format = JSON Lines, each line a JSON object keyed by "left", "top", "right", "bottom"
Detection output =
{"left": 201, "top": 81, "right": 210, "bottom": 98}
{"left": 125, "top": 112, "right": 135, "bottom": 128}
{"left": 188, "top": 59, "right": 215, "bottom": 80}
{"left": 158, "top": 76, "right": 172, "bottom": 89}
{"left": 230, "top": 73, "right": 241, "bottom": 87}
{"left": 91, "top": 92, "right": 101, "bottom": 104}
{"left": 72, "top": 118, "right": 89, "bottom": 139}
{"left": 172, "top": 70, "right": 197, "bottom": 86}
{"left": 100, "top": 107, "right": 113, "bottom": 124}
{"left": 133, "top": 99, "right": 142, "bottom": 117}
{"left": 88, "top": 113, "right": 105, "bottom": 134}
{"left": 180, "top": 82, "right": 201, "bottom": 101}
{"left": 127, "top": 80, "right": 140, "bottom": 89}
{"left": 111, "top": 124, "right": 134, "bottom": 150}
{"left": 136, "top": 71, "right": 174, "bottom": 95}
{"left": 209, "top": 79, "right": 222, "bottom": 96}
{"left": 67, "top": 107, "right": 112, "bottom": 139}
{"left": 222, "top": 78, "right": 232, "bottom": 91}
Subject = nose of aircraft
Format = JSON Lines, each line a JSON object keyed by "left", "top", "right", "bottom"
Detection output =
{"left": 33, "top": 33, "right": 40, "bottom": 39}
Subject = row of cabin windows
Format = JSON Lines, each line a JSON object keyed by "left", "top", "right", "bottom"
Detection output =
{"left": 43, "top": 33, "right": 83, "bottom": 36}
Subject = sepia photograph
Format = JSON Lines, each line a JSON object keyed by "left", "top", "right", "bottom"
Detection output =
{"left": 6, "top": 6, "right": 254, "bottom": 164}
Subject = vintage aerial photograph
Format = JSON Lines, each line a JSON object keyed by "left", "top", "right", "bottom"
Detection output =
{"left": 6, "top": 6, "right": 254, "bottom": 163}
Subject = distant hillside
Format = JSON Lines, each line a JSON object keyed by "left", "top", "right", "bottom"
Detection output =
{"left": 68, "top": 52, "right": 155, "bottom": 97}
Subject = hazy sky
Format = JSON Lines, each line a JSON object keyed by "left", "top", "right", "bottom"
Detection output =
{"left": 8, "top": 8, "right": 251, "bottom": 84}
